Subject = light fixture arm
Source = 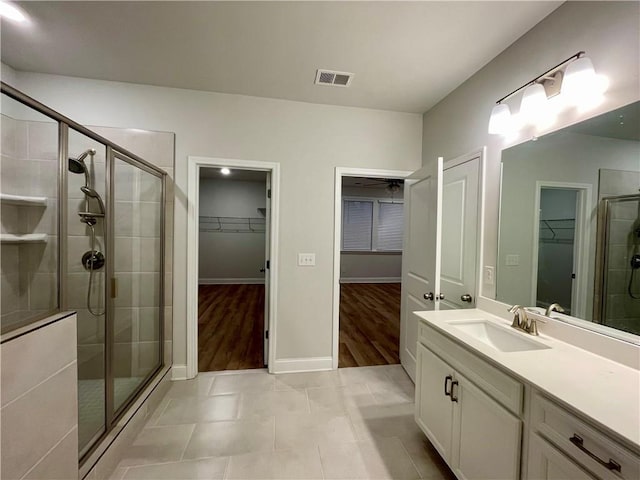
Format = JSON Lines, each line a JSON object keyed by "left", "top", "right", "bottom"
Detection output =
{"left": 494, "top": 51, "right": 585, "bottom": 105}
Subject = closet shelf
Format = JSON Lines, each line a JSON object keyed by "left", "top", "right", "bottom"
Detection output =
{"left": 199, "top": 216, "right": 266, "bottom": 233}
{"left": 0, "top": 233, "right": 48, "bottom": 244}
{"left": 0, "top": 193, "right": 47, "bottom": 207}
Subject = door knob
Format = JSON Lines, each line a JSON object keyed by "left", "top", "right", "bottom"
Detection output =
{"left": 461, "top": 294, "right": 473, "bottom": 303}
{"left": 437, "top": 293, "right": 445, "bottom": 300}
{"left": 260, "top": 268, "right": 266, "bottom": 273}
{"left": 423, "top": 292, "right": 434, "bottom": 301}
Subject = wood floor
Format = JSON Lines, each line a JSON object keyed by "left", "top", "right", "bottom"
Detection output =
{"left": 198, "top": 284, "right": 264, "bottom": 372}
{"left": 339, "top": 283, "right": 401, "bottom": 367}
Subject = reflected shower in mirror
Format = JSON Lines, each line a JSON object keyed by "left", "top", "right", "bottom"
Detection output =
{"left": 497, "top": 101, "right": 640, "bottom": 339}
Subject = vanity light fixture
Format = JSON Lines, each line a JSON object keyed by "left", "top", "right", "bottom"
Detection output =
{"left": 488, "top": 51, "right": 606, "bottom": 135}
{"left": 0, "top": 1, "right": 27, "bottom": 23}
{"left": 220, "top": 167, "right": 231, "bottom": 175}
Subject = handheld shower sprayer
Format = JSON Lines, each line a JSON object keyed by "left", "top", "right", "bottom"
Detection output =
{"left": 80, "top": 186, "right": 106, "bottom": 215}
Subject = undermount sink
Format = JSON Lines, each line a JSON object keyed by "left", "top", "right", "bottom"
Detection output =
{"left": 449, "top": 320, "right": 551, "bottom": 352}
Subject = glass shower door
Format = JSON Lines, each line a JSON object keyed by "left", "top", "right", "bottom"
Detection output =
{"left": 601, "top": 194, "right": 640, "bottom": 336}
{"left": 110, "top": 151, "right": 163, "bottom": 415}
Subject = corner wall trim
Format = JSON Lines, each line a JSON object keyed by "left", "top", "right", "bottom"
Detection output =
{"left": 199, "top": 278, "right": 265, "bottom": 285}
{"left": 171, "top": 364, "right": 188, "bottom": 380}
{"left": 271, "top": 356, "right": 333, "bottom": 374}
{"left": 340, "top": 277, "right": 401, "bottom": 284}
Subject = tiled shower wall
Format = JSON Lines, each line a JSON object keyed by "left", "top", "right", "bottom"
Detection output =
{"left": 1, "top": 113, "right": 59, "bottom": 330}
{"left": 599, "top": 168, "right": 640, "bottom": 334}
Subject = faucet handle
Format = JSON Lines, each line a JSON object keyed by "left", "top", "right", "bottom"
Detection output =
{"left": 508, "top": 304, "right": 522, "bottom": 314}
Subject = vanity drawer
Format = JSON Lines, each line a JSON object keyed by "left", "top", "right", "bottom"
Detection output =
{"left": 418, "top": 321, "right": 523, "bottom": 415}
{"left": 531, "top": 394, "right": 640, "bottom": 480}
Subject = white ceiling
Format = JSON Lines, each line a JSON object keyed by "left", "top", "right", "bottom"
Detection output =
{"left": 1, "top": 1, "right": 561, "bottom": 113}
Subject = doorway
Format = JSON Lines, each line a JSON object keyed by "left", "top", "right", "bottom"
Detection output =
{"left": 332, "top": 168, "right": 412, "bottom": 369}
{"left": 532, "top": 182, "right": 591, "bottom": 317}
{"left": 186, "top": 157, "right": 280, "bottom": 379}
{"left": 197, "top": 168, "right": 268, "bottom": 372}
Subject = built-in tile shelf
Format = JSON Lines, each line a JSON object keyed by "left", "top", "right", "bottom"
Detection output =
{"left": 0, "top": 193, "right": 47, "bottom": 207}
{"left": 0, "top": 233, "right": 48, "bottom": 244}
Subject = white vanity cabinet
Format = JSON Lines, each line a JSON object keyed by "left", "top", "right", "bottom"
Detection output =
{"left": 416, "top": 321, "right": 523, "bottom": 479}
{"left": 527, "top": 394, "right": 640, "bottom": 480}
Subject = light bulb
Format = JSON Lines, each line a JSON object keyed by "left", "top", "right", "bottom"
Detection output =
{"left": 520, "top": 83, "right": 549, "bottom": 125}
{"left": 563, "top": 56, "right": 606, "bottom": 107}
{"left": 220, "top": 168, "right": 231, "bottom": 175}
{"left": 488, "top": 103, "right": 511, "bottom": 135}
{"left": 0, "top": 1, "right": 26, "bottom": 22}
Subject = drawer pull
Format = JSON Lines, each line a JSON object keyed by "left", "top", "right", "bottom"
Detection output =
{"left": 444, "top": 375, "right": 452, "bottom": 397}
{"left": 569, "top": 434, "right": 622, "bottom": 473}
{"left": 451, "top": 380, "right": 459, "bottom": 403}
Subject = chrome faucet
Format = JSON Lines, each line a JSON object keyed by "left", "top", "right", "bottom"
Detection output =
{"left": 545, "top": 303, "right": 565, "bottom": 317}
{"left": 508, "top": 304, "right": 542, "bottom": 336}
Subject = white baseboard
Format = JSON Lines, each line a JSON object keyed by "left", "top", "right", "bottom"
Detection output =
{"left": 340, "top": 277, "right": 401, "bottom": 284}
{"left": 171, "top": 364, "right": 188, "bottom": 380}
{"left": 199, "top": 278, "right": 265, "bottom": 285}
{"left": 271, "top": 356, "right": 333, "bottom": 374}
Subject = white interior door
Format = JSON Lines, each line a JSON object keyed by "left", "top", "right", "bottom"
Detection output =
{"left": 264, "top": 173, "right": 271, "bottom": 366}
{"left": 400, "top": 158, "right": 443, "bottom": 381}
{"left": 439, "top": 158, "right": 480, "bottom": 310}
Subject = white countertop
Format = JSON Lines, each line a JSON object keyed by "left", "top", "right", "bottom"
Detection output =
{"left": 415, "top": 308, "right": 640, "bottom": 451}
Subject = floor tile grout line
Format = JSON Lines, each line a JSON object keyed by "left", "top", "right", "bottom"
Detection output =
{"left": 305, "top": 386, "right": 312, "bottom": 414}
{"left": 316, "top": 444, "right": 326, "bottom": 480}
{"left": 396, "top": 434, "right": 425, "bottom": 480}
{"left": 151, "top": 397, "right": 173, "bottom": 427}
{"left": 179, "top": 423, "right": 197, "bottom": 461}
{"left": 222, "top": 455, "right": 231, "bottom": 480}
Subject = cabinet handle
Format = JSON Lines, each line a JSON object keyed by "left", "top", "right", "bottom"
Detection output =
{"left": 569, "top": 434, "right": 621, "bottom": 473}
{"left": 444, "top": 375, "right": 452, "bottom": 397}
{"left": 450, "top": 380, "right": 459, "bottom": 402}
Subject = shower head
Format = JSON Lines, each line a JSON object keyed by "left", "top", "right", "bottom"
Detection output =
{"left": 68, "top": 149, "right": 96, "bottom": 187}
{"left": 80, "top": 186, "right": 106, "bottom": 215}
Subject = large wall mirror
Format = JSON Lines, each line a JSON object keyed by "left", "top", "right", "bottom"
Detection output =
{"left": 496, "top": 101, "right": 640, "bottom": 343}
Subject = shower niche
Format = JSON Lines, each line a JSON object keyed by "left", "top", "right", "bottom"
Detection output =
{"left": 1, "top": 84, "right": 168, "bottom": 464}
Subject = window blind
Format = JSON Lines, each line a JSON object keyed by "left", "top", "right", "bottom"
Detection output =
{"left": 377, "top": 201, "right": 404, "bottom": 251}
{"left": 342, "top": 200, "right": 373, "bottom": 250}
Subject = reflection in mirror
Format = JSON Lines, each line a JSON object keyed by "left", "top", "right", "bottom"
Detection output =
{"left": 497, "top": 101, "right": 640, "bottom": 339}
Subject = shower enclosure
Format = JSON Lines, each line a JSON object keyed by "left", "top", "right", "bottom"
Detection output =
{"left": 597, "top": 194, "right": 640, "bottom": 336}
{"left": 0, "top": 82, "right": 166, "bottom": 463}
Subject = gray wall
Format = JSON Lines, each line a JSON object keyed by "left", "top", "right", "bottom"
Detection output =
{"left": 4, "top": 64, "right": 422, "bottom": 367}
{"left": 421, "top": 1, "right": 640, "bottom": 302}
{"left": 198, "top": 177, "right": 267, "bottom": 283}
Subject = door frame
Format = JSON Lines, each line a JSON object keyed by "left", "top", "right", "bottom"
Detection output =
{"left": 531, "top": 181, "right": 592, "bottom": 317}
{"left": 332, "top": 167, "right": 413, "bottom": 370}
{"left": 186, "top": 156, "right": 280, "bottom": 378}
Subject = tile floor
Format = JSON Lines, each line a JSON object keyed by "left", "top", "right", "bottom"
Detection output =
{"left": 110, "top": 365, "right": 455, "bottom": 480}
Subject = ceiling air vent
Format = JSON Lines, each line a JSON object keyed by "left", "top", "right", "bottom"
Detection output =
{"left": 315, "top": 69, "right": 354, "bottom": 87}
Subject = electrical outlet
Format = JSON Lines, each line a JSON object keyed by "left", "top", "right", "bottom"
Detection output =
{"left": 298, "top": 253, "right": 316, "bottom": 266}
{"left": 506, "top": 254, "right": 520, "bottom": 266}
{"left": 484, "top": 266, "right": 495, "bottom": 285}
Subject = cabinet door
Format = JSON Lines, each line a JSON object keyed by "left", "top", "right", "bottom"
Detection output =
{"left": 416, "top": 343, "right": 454, "bottom": 460}
{"left": 452, "top": 373, "right": 522, "bottom": 480}
{"left": 527, "top": 433, "right": 596, "bottom": 480}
